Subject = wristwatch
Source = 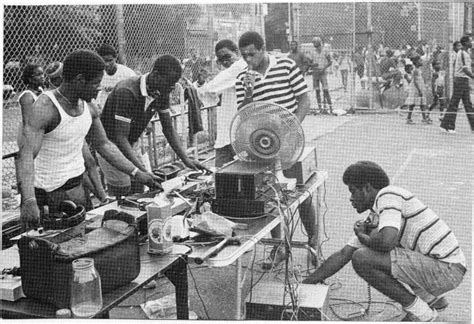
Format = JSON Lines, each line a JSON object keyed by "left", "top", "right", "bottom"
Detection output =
{"left": 130, "top": 167, "right": 139, "bottom": 177}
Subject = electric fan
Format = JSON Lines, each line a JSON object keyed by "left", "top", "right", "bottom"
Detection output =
{"left": 229, "top": 101, "right": 305, "bottom": 190}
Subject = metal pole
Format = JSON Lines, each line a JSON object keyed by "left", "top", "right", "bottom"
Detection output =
{"left": 417, "top": 2, "right": 422, "bottom": 41}
{"left": 351, "top": 2, "right": 356, "bottom": 110}
{"left": 115, "top": 4, "right": 127, "bottom": 65}
{"left": 367, "top": 3, "right": 373, "bottom": 109}
{"left": 464, "top": 2, "right": 471, "bottom": 35}
{"left": 288, "top": 3, "right": 292, "bottom": 43}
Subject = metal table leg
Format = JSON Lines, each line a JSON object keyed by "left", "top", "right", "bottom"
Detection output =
{"left": 164, "top": 255, "right": 189, "bottom": 319}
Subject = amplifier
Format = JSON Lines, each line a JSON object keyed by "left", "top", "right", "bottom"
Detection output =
{"left": 245, "top": 282, "right": 328, "bottom": 320}
{"left": 211, "top": 198, "right": 265, "bottom": 218}
{"left": 283, "top": 146, "right": 317, "bottom": 185}
{"left": 215, "top": 160, "right": 273, "bottom": 200}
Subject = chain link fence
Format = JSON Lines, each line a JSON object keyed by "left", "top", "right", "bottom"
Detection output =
{"left": 2, "top": 4, "right": 264, "bottom": 209}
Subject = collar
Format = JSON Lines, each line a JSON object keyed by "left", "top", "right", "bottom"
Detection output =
{"left": 140, "top": 73, "right": 152, "bottom": 98}
{"left": 262, "top": 54, "right": 277, "bottom": 77}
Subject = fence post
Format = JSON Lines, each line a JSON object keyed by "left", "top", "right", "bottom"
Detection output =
{"left": 366, "top": 2, "right": 373, "bottom": 110}
{"left": 115, "top": 4, "right": 127, "bottom": 66}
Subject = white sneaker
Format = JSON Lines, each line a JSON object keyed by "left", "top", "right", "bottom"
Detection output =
{"left": 439, "top": 127, "right": 455, "bottom": 134}
{"left": 402, "top": 308, "right": 438, "bottom": 322}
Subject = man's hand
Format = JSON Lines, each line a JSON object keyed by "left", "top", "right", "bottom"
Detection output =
{"left": 135, "top": 170, "right": 164, "bottom": 191}
{"left": 183, "top": 158, "right": 212, "bottom": 173}
{"left": 302, "top": 273, "right": 324, "bottom": 285}
{"left": 21, "top": 198, "right": 41, "bottom": 231}
{"left": 354, "top": 220, "right": 368, "bottom": 236}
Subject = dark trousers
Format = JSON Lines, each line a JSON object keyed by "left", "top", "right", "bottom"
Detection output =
{"left": 35, "top": 174, "right": 92, "bottom": 215}
{"left": 441, "top": 77, "right": 474, "bottom": 131}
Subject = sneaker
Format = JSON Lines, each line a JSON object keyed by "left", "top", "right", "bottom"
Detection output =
{"left": 320, "top": 109, "right": 329, "bottom": 115}
{"left": 421, "top": 119, "right": 432, "bottom": 124}
{"left": 261, "top": 246, "right": 287, "bottom": 270}
{"left": 406, "top": 119, "right": 415, "bottom": 125}
{"left": 440, "top": 127, "right": 455, "bottom": 134}
{"left": 401, "top": 308, "right": 438, "bottom": 322}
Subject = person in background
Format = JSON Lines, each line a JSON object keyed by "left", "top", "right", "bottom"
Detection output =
{"left": 95, "top": 44, "right": 136, "bottom": 114}
{"left": 18, "top": 63, "right": 45, "bottom": 123}
{"left": 192, "top": 68, "right": 208, "bottom": 89}
{"left": 405, "top": 56, "right": 431, "bottom": 125}
{"left": 338, "top": 51, "right": 352, "bottom": 92}
{"left": 288, "top": 40, "right": 311, "bottom": 76}
{"left": 44, "top": 61, "right": 63, "bottom": 90}
{"left": 399, "top": 63, "right": 414, "bottom": 111}
{"left": 199, "top": 39, "right": 247, "bottom": 167}
{"left": 99, "top": 54, "right": 208, "bottom": 197}
{"left": 428, "top": 60, "right": 447, "bottom": 122}
{"left": 303, "top": 161, "right": 466, "bottom": 322}
{"left": 353, "top": 46, "right": 366, "bottom": 89}
{"left": 440, "top": 35, "right": 474, "bottom": 134}
{"left": 16, "top": 49, "right": 162, "bottom": 230}
{"left": 184, "top": 48, "right": 206, "bottom": 83}
{"left": 17, "top": 63, "right": 45, "bottom": 146}
{"left": 308, "top": 37, "right": 333, "bottom": 114}
{"left": 379, "top": 49, "right": 403, "bottom": 91}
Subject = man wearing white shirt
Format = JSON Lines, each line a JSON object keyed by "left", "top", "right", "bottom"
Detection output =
{"left": 199, "top": 40, "right": 247, "bottom": 167}
{"left": 96, "top": 44, "right": 136, "bottom": 113}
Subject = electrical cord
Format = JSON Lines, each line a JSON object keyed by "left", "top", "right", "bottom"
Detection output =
{"left": 186, "top": 261, "right": 211, "bottom": 319}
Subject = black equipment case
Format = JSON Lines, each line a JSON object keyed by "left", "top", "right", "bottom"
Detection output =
{"left": 18, "top": 210, "right": 140, "bottom": 309}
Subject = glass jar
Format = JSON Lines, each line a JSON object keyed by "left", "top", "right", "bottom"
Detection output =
{"left": 70, "top": 258, "right": 103, "bottom": 318}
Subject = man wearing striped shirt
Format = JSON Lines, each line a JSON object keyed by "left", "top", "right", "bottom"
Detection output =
{"left": 303, "top": 161, "right": 466, "bottom": 322}
{"left": 235, "top": 31, "right": 313, "bottom": 270}
{"left": 235, "top": 31, "right": 310, "bottom": 121}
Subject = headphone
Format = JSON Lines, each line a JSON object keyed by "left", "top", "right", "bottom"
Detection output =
{"left": 41, "top": 200, "right": 86, "bottom": 230}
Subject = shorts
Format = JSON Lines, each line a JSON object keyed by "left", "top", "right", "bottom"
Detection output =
{"left": 312, "top": 71, "right": 329, "bottom": 90}
{"left": 390, "top": 247, "right": 465, "bottom": 300}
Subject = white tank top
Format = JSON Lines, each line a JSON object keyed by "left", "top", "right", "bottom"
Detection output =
{"left": 34, "top": 91, "right": 92, "bottom": 192}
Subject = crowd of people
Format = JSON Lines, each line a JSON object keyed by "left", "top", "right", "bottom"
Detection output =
{"left": 285, "top": 34, "right": 473, "bottom": 133}
{"left": 12, "top": 29, "right": 470, "bottom": 322}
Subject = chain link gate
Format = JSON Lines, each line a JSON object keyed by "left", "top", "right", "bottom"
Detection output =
{"left": 2, "top": 3, "right": 264, "bottom": 210}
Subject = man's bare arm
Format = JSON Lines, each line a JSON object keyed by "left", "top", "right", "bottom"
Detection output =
{"left": 158, "top": 110, "right": 193, "bottom": 165}
{"left": 16, "top": 96, "right": 53, "bottom": 201}
{"left": 87, "top": 105, "right": 138, "bottom": 176}
{"left": 294, "top": 92, "right": 311, "bottom": 123}
{"left": 114, "top": 120, "right": 147, "bottom": 171}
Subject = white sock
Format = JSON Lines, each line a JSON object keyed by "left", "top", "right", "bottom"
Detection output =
{"left": 404, "top": 296, "right": 437, "bottom": 321}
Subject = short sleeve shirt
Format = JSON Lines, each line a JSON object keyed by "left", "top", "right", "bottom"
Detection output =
{"left": 235, "top": 55, "right": 308, "bottom": 112}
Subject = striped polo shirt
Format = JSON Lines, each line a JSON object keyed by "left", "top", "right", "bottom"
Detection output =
{"left": 348, "top": 185, "right": 465, "bottom": 266}
{"left": 235, "top": 55, "right": 308, "bottom": 112}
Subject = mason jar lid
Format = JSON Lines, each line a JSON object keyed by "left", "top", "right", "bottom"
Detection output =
{"left": 72, "top": 257, "right": 95, "bottom": 270}
{"left": 56, "top": 308, "right": 72, "bottom": 318}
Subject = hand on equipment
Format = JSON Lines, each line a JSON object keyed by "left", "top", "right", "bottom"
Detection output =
{"left": 184, "top": 158, "right": 212, "bottom": 174}
{"left": 135, "top": 170, "right": 164, "bottom": 191}
{"left": 20, "top": 198, "right": 41, "bottom": 231}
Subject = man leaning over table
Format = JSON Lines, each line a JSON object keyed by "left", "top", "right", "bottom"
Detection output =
{"left": 98, "top": 54, "right": 209, "bottom": 197}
